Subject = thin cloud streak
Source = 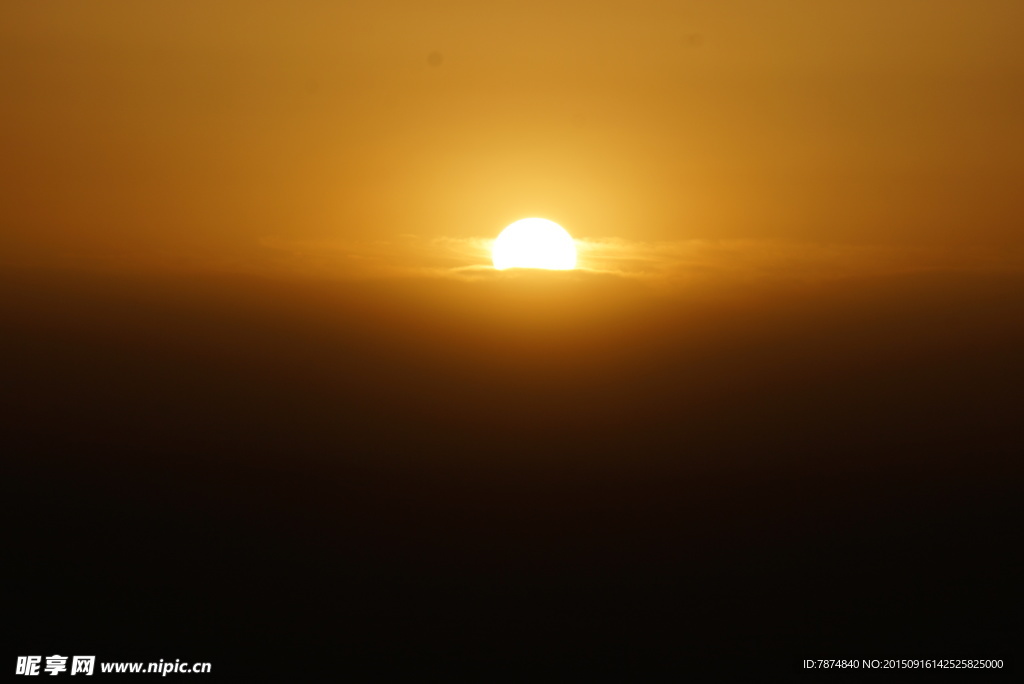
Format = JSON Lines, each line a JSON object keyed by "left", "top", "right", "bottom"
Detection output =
{"left": 19, "top": 234, "right": 1022, "bottom": 286}
{"left": 256, "top": 234, "right": 1024, "bottom": 285}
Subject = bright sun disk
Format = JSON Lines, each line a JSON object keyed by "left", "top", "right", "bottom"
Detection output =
{"left": 492, "top": 218, "right": 577, "bottom": 270}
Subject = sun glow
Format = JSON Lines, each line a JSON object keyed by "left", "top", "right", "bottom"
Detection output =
{"left": 492, "top": 218, "right": 577, "bottom": 271}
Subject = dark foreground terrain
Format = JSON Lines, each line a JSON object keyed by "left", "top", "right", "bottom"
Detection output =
{"left": 5, "top": 267, "right": 1022, "bottom": 678}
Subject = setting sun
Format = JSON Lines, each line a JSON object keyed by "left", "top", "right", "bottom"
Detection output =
{"left": 492, "top": 218, "right": 578, "bottom": 271}
{"left": 6, "top": 2, "right": 1023, "bottom": 676}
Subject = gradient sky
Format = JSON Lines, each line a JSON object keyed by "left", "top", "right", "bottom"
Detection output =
{"left": 3, "top": 1, "right": 1024, "bottom": 272}
{"left": 5, "top": 4, "right": 1024, "bottom": 675}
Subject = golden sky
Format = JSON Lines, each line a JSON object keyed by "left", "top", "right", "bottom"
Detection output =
{"left": 5, "top": 6, "right": 1024, "bottom": 669}
{"left": 3, "top": 1, "right": 1023, "bottom": 275}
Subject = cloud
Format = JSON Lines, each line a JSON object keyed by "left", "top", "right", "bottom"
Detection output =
{"left": 256, "top": 234, "right": 1024, "bottom": 286}
{"left": 257, "top": 235, "right": 494, "bottom": 280}
{"left": 22, "top": 232, "right": 1022, "bottom": 288}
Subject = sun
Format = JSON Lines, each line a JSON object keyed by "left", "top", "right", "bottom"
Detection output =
{"left": 492, "top": 218, "right": 577, "bottom": 270}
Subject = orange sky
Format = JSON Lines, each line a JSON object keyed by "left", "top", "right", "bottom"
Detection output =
{"left": 5, "top": 5, "right": 1024, "bottom": 671}
{"left": 3, "top": 1, "right": 1023, "bottom": 272}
